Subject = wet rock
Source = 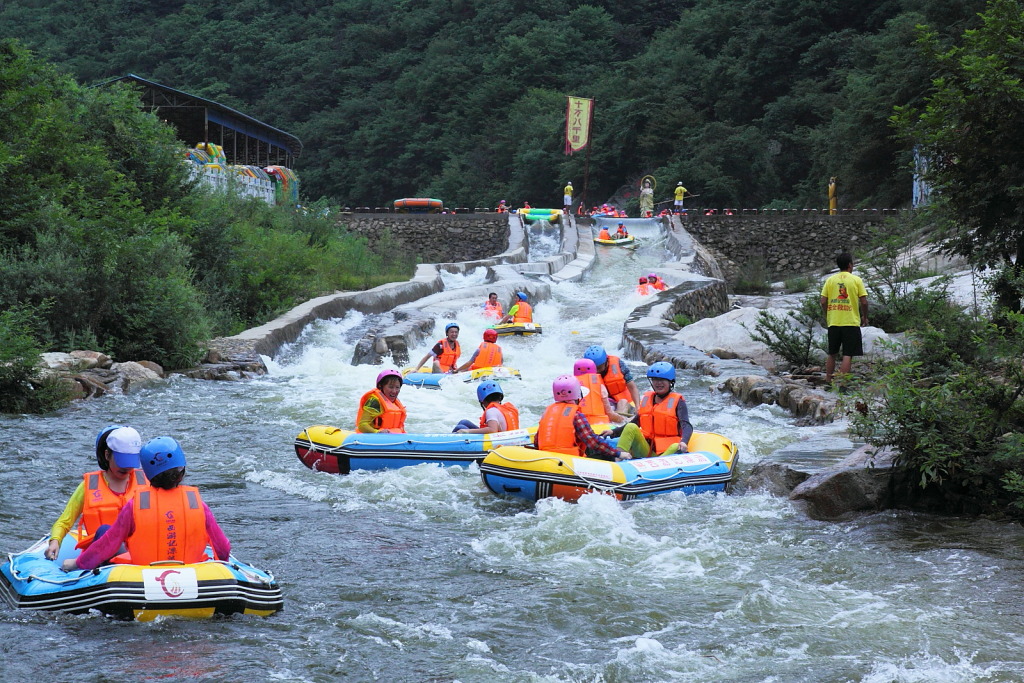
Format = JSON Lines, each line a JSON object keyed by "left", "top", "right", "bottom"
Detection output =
{"left": 741, "top": 462, "right": 811, "bottom": 497}
{"left": 136, "top": 360, "right": 164, "bottom": 378}
{"left": 720, "top": 375, "right": 837, "bottom": 423}
{"left": 789, "top": 445, "right": 898, "bottom": 519}
{"left": 110, "top": 361, "right": 161, "bottom": 390}
{"left": 72, "top": 373, "right": 111, "bottom": 398}
{"left": 69, "top": 350, "right": 112, "bottom": 369}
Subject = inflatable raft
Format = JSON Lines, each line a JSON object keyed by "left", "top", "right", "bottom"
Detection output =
{"left": 402, "top": 365, "right": 522, "bottom": 389}
{"left": 0, "top": 534, "right": 282, "bottom": 621}
{"left": 394, "top": 197, "right": 443, "bottom": 213}
{"left": 479, "top": 431, "right": 738, "bottom": 502}
{"left": 594, "top": 235, "right": 637, "bottom": 246}
{"left": 520, "top": 208, "right": 561, "bottom": 223}
{"left": 295, "top": 424, "right": 535, "bottom": 474}
{"left": 491, "top": 322, "right": 542, "bottom": 337}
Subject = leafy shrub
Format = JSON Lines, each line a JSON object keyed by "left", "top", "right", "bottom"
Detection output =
{"left": 746, "top": 295, "right": 825, "bottom": 370}
{"left": 672, "top": 313, "right": 693, "bottom": 327}
{"left": 849, "top": 311, "right": 1024, "bottom": 516}
{"left": 732, "top": 256, "right": 771, "bottom": 295}
{"left": 784, "top": 276, "right": 811, "bottom": 293}
{"left": 0, "top": 303, "right": 72, "bottom": 414}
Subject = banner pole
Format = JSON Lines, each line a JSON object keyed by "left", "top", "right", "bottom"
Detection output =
{"left": 582, "top": 98, "right": 593, "bottom": 210}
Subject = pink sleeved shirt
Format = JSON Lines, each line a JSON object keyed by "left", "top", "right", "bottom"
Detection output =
{"left": 74, "top": 498, "right": 231, "bottom": 571}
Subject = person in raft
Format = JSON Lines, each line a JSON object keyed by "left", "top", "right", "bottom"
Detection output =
{"left": 453, "top": 381, "right": 521, "bottom": 434}
{"left": 482, "top": 292, "right": 504, "bottom": 320}
{"left": 45, "top": 425, "right": 147, "bottom": 561}
{"left": 415, "top": 322, "right": 462, "bottom": 373}
{"left": 602, "top": 362, "right": 692, "bottom": 457}
{"left": 496, "top": 200, "right": 508, "bottom": 213}
{"left": 637, "top": 277, "right": 651, "bottom": 295}
{"left": 614, "top": 223, "right": 629, "bottom": 238}
{"left": 455, "top": 328, "right": 504, "bottom": 373}
{"left": 597, "top": 225, "right": 612, "bottom": 240}
{"left": 647, "top": 272, "right": 667, "bottom": 291}
{"left": 573, "top": 358, "right": 627, "bottom": 425}
{"left": 62, "top": 437, "right": 231, "bottom": 572}
{"left": 583, "top": 344, "right": 641, "bottom": 414}
{"left": 498, "top": 292, "right": 533, "bottom": 324}
{"left": 535, "top": 376, "right": 634, "bottom": 462}
{"left": 356, "top": 369, "right": 407, "bottom": 434}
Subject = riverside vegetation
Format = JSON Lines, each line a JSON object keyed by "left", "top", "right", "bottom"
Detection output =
{"left": 0, "top": 41, "right": 414, "bottom": 412}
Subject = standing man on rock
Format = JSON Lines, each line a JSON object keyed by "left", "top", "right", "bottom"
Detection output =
{"left": 563, "top": 182, "right": 573, "bottom": 213}
{"left": 820, "top": 252, "right": 868, "bottom": 383}
{"left": 673, "top": 182, "right": 688, "bottom": 213}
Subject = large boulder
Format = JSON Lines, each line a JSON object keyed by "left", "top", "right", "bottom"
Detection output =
{"left": 789, "top": 445, "right": 898, "bottom": 519}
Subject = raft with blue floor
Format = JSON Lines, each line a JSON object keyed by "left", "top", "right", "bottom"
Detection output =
{"left": 0, "top": 534, "right": 283, "bottom": 621}
{"left": 295, "top": 424, "right": 535, "bottom": 474}
{"left": 402, "top": 365, "right": 522, "bottom": 389}
{"left": 479, "top": 431, "right": 738, "bottom": 502}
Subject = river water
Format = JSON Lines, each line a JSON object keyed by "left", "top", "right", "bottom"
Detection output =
{"left": 3, "top": 220, "right": 1024, "bottom": 682}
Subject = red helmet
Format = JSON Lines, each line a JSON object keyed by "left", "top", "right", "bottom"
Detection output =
{"left": 639, "top": 277, "right": 648, "bottom": 284}
{"left": 483, "top": 328, "right": 498, "bottom": 342}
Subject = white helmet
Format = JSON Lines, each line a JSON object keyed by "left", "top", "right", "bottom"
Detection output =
{"left": 677, "top": 182, "right": 683, "bottom": 186}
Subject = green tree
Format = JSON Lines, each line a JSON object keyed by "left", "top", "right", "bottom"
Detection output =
{"left": 895, "top": 0, "right": 1024, "bottom": 312}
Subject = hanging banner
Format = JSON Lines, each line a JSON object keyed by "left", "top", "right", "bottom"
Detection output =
{"left": 565, "top": 96, "right": 593, "bottom": 155}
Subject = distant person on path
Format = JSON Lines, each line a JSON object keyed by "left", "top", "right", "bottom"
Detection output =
{"left": 499, "top": 292, "right": 533, "bottom": 324}
{"left": 674, "top": 183, "right": 688, "bottom": 213}
{"left": 497, "top": 200, "right": 508, "bottom": 213}
{"left": 482, "top": 292, "right": 503, "bottom": 320}
{"left": 820, "top": 252, "right": 868, "bottom": 383}
{"left": 563, "top": 182, "right": 573, "bottom": 213}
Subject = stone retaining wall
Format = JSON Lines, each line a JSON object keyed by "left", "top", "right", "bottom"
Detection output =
{"left": 340, "top": 213, "right": 509, "bottom": 264}
{"left": 680, "top": 213, "right": 896, "bottom": 280}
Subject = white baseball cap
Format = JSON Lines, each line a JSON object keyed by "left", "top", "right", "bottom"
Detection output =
{"left": 106, "top": 427, "right": 142, "bottom": 468}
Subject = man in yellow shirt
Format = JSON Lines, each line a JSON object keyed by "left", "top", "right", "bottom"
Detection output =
{"left": 563, "top": 182, "right": 573, "bottom": 213}
{"left": 673, "top": 182, "right": 688, "bottom": 213}
{"left": 819, "top": 252, "right": 869, "bottom": 383}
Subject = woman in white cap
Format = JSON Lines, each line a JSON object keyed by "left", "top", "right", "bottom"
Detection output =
{"left": 44, "top": 425, "right": 147, "bottom": 560}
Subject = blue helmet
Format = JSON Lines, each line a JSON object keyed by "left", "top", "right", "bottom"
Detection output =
{"left": 583, "top": 345, "right": 608, "bottom": 367}
{"left": 477, "top": 380, "right": 503, "bottom": 403}
{"left": 516, "top": 292, "right": 528, "bottom": 301}
{"left": 140, "top": 436, "right": 187, "bottom": 481}
{"left": 647, "top": 361, "right": 676, "bottom": 382}
{"left": 445, "top": 322, "right": 460, "bottom": 333}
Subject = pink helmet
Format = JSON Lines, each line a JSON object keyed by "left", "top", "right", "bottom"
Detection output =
{"left": 376, "top": 369, "right": 402, "bottom": 388}
{"left": 552, "top": 375, "right": 582, "bottom": 402}
{"left": 648, "top": 273, "right": 658, "bottom": 280}
{"left": 573, "top": 358, "right": 597, "bottom": 376}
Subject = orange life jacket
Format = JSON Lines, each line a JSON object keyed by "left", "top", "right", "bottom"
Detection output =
{"left": 436, "top": 339, "right": 461, "bottom": 372}
{"left": 598, "top": 228, "right": 611, "bottom": 240}
{"left": 127, "top": 485, "right": 210, "bottom": 565}
{"left": 480, "top": 401, "right": 520, "bottom": 431}
{"left": 471, "top": 341, "right": 503, "bottom": 369}
{"left": 601, "top": 356, "right": 630, "bottom": 402}
{"left": 76, "top": 469, "right": 148, "bottom": 548}
{"left": 483, "top": 301, "right": 503, "bottom": 320}
{"left": 576, "top": 373, "right": 609, "bottom": 422}
{"left": 536, "top": 402, "right": 584, "bottom": 456}
{"left": 356, "top": 388, "right": 408, "bottom": 433}
{"left": 638, "top": 390, "right": 686, "bottom": 454}
{"left": 512, "top": 301, "right": 533, "bottom": 323}
{"left": 650, "top": 279, "right": 667, "bottom": 291}
{"left": 637, "top": 283, "right": 650, "bottom": 295}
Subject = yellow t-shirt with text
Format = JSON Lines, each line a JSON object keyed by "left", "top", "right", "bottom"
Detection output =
{"left": 674, "top": 186, "right": 687, "bottom": 200}
{"left": 820, "top": 271, "right": 867, "bottom": 326}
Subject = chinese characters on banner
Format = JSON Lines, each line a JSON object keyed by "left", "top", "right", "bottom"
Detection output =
{"left": 565, "top": 96, "right": 593, "bottom": 155}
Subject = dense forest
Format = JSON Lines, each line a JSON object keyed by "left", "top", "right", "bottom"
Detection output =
{"left": 0, "top": 0, "right": 987, "bottom": 209}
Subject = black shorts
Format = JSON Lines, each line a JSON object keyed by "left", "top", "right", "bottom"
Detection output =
{"left": 827, "top": 326, "right": 863, "bottom": 357}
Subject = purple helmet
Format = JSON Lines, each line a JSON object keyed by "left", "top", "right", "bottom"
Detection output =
{"left": 552, "top": 375, "right": 582, "bottom": 402}
{"left": 376, "top": 369, "right": 402, "bottom": 388}
{"left": 573, "top": 358, "right": 597, "bottom": 377}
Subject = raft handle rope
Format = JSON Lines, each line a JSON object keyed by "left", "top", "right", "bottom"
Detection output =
{"left": 485, "top": 450, "right": 621, "bottom": 494}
